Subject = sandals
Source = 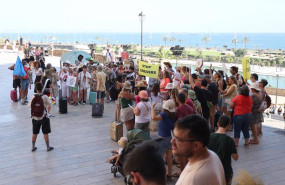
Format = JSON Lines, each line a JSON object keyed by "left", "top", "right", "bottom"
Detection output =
{"left": 249, "top": 140, "right": 259, "bottom": 144}
{"left": 244, "top": 143, "right": 249, "bottom": 148}
{"left": 167, "top": 175, "right": 172, "bottom": 181}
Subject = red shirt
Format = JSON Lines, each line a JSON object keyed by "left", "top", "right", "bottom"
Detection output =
{"left": 121, "top": 51, "right": 129, "bottom": 60}
{"left": 232, "top": 95, "right": 253, "bottom": 116}
{"left": 176, "top": 104, "right": 194, "bottom": 120}
{"left": 23, "top": 66, "right": 30, "bottom": 79}
{"left": 160, "top": 78, "right": 170, "bottom": 92}
{"left": 186, "top": 98, "right": 196, "bottom": 114}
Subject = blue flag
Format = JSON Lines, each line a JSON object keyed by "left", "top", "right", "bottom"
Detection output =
{"left": 13, "top": 56, "right": 26, "bottom": 76}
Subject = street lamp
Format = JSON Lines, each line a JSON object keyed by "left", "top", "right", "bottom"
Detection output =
{"left": 139, "top": 12, "right": 145, "bottom": 61}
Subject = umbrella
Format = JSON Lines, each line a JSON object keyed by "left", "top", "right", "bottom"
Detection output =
{"left": 60, "top": 50, "right": 91, "bottom": 65}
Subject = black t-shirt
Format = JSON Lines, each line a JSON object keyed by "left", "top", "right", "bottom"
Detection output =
{"left": 208, "top": 82, "right": 219, "bottom": 105}
{"left": 194, "top": 86, "right": 209, "bottom": 119}
{"left": 207, "top": 133, "right": 237, "bottom": 182}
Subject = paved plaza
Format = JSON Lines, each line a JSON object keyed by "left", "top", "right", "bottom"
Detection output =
{"left": 0, "top": 52, "right": 285, "bottom": 185}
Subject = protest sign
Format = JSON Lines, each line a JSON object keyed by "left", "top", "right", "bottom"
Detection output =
{"left": 138, "top": 61, "right": 159, "bottom": 78}
{"left": 242, "top": 57, "right": 251, "bottom": 81}
{"left": 66, "top": 76, "right": 77, "bottom": 87}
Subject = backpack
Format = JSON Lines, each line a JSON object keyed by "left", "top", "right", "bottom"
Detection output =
{"left": 109, "top": 83, "right": 120, "bottom": 101}
{"left": 31, "top": 94, "right": 45, "bottom": 117}
{"left": 264, "top": 93, "right": 271, "bottom": 109}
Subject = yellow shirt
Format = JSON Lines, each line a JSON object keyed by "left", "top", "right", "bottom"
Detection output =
{"left": 96, "top": 72, "right": 106, "bottom": 91}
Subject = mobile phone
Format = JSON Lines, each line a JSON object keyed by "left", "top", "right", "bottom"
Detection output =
{"left": 128, "top": 104, "right": 132, "bottom": 108}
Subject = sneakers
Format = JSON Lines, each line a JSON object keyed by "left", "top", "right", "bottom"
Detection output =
{"left": 48, "top": 113, "right": 55, "bottom": 118}
{"left": 47, "top": 147, "right": 54, "bottom": 152}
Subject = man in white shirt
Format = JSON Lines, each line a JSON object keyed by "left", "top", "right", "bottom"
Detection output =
{"left": 78, "top": 65, "right": 92, "bottom": 105}
{"left": 106, "top": 48, "right": 112, "bottom": 63}
{"left": 60, "top": 67, "right": 70, "bottom": 99}
{"left": 172, "top": 115, "right": 226, "bottom": 185}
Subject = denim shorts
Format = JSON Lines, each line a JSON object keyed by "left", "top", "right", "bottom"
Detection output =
{"left": 158, "top": 136, "right": 172, "bottom": 154}
{"left": 233, "top": 113, "right": 251, "bottom": 139}
{"left": 21, "top": 79, "right": 29, "bottom": 90}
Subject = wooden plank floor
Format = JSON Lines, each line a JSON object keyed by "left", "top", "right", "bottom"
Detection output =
{"left": 1, "top": 58, "right": 285, "bottom": 185}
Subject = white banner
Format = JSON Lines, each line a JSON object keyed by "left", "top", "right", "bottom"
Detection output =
{"left": 66, "top": 76, "right": 77, "bottom": 87}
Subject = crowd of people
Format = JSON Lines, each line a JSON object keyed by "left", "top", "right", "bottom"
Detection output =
{"left": 9, "top": 43, "right": 272, "bottom": 185}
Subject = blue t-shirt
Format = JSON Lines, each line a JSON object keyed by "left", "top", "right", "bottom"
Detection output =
{"left": 158, "top": 112, "right": 176, "bottom": 137}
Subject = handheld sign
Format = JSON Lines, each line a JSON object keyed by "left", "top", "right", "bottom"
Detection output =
{"left": 138, "top": 61, "right": 159, "bottom": 78}
{"left": 242, "top": 57, "right": 251, "bottom": 81}
{"left": 222, "top": 63, "right": 227, "bottom": 74}
{"left": 196, "top": 59, "right": 203, "bottom": 68}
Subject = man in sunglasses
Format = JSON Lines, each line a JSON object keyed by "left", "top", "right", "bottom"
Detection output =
{"left": 172, "top": 115, "right": 226, "bottom": 185}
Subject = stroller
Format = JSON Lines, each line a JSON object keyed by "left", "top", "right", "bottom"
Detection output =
{"left": 110, "top": 128, "right": 161, "bottom": 181}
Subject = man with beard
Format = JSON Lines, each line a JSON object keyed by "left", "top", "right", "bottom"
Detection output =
{"left": 172, "top": 115, "right": 225, "bottom": 185}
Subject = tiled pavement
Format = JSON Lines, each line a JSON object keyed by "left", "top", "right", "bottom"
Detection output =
{"left": 1, "top": 54, "right": 285, "bottom": 185}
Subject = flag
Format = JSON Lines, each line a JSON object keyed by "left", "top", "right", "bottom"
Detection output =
{"left": 13, "top": 56, "right": 26, "bottom": 76}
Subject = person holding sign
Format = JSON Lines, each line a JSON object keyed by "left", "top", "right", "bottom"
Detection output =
{"left": 159, "top": 71, "right": 171, "bottom": 99}
{"left": 78, "top": 65, "right": 92, "bottom": 105}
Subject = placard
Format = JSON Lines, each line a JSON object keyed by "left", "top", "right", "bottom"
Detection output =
{"left": 138, "top": 61, "right": 159, "bottom": 78}
{"left": 66, "top": 76, "right": 77, "bottom": 87}
{"left": 242, "top": 57, "right": 251, "bottom": 81}
{"left": 196, "top": 59, "right": 203, "bottom": 68}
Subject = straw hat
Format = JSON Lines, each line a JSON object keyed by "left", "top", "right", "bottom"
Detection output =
{"left": 250, "top": 83, "right": 260, "bottom": 91}
{"left": 136, "top": 81, "right": 148, "bottom": 88}
{"left": 165, "top": 83, "right": 174, "bottom": 90}
{"left": 139, "top": 90, "right": 148, "bottom": 99}
{"left": 188, "top": 90, "right": 197, "bottom": 99}
{"left": 162, "top": 100, "right": 175, "bottom": 112}
{"left": 123, "top": 81, "right": 132, "bottom": 90}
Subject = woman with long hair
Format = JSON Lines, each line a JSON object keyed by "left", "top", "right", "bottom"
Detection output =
{"left": 33, "top": 61, "right": 44, "bottom": 93}
{"left": 151, "top": 99, "right": 177, "bottom": 180}
{"left": 119, "top": 81, "right": 135, "bottom": 131}
{"left": 219, "top": 76, "right": 238, "bottom": 129}
{"left": 114, "top": 75, "right": 124, "bottom": 122}
{"left": 160, "top": 71, "right": 171, "bottom": 98}
{"left": 150, "top": 83, "right": 161, "bottom": 105}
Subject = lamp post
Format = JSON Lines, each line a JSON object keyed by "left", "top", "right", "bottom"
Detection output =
{"left": 275, "top": 74, "right": 279, "bottom": 106}
{"left": 139, "top": 12, "right": 145, "bottom": 61}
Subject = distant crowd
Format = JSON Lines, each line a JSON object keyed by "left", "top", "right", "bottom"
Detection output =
{"left": 9, "top": 44, "right": 272, "bottom": 185}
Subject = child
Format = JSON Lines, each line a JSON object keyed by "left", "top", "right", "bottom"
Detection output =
{"left": 108, "top": 137, "right": 128, "bottom": 165}
{"left": 207, "top": 115, "right": 239, "bottom": 185}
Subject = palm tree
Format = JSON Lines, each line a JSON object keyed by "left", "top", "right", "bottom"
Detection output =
{"left": 232, "top": 38, "right": 238, "bottom": 49}
{"left": 178, "top": 39, "right": 183, "bottom": 45}
{"left": 242, "top": 37, "right": 250, "bottom": 50}
{"left": 95, "top": 36, "right": 100, "bottom": 42}
{"left": 157, "top": 49, "right": 170, "bottom": 59}
{"left": 202, "top": 36, "right": 211, "bottom": 48}
{"left": 163, "top": 36, "right": 168, "bottom": 47}
{"left": 170, "top": 37, "right": 176, "bottom": 43}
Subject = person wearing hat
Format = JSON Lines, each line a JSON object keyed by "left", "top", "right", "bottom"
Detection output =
{"left": 78, "top": 65, "right": 92, "bottom": 105}
{"left": 86, "top": 57, "right": 94, "bottom": 73}
{"left": 164, "top": 83, "right": 174, "bottom": 100}
{"left": 131, "top": 90, "right": 151, "bottom": 136}
{"left": 188, "top": 90, "right": 203, "bottom": 116}
{"left": 96, "top": 65, "right": 107, "bottom": 109}
{"left": 135, "top": 80, "right": 148, "bottom": 104}
{"left": 63, "top": 60, "right": 71, "bottom": 68}
{"left": 59, "top": 66, "right": 70, "bottom": 100}
{"left": 249, "top": 83, "right": 263, "bottom": 145}
{"left": 118, "top": 81, "right": 135, "bottom": 131}
{"left": 151, "top": 99, "right": 177, "bottom": 179}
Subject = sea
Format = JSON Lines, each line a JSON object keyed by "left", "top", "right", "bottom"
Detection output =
{"left": 1, "top": 32, "right": 285, "bottom": 50}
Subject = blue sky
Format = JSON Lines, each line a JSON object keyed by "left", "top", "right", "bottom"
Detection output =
{"left": 0, "top": 0, "right": 284, "bottom": 33}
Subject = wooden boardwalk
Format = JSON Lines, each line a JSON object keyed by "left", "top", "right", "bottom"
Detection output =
{"left": 0, "top": 56, "right": 285, "bottom": 185}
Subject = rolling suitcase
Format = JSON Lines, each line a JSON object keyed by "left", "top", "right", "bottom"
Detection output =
{"left": 10, "top": 89, "right": 17, "bottom": 102}
{"left": 110, "top": 121, "right": 123, "bottom": 141}
{"left": 59, "top": 98, "right": 67, "bottom": 114}
{"left": 89, "top": 91, "right": 97, "bottom": 105}
{"left": 92, "top": 92, "right": 103, "bottom": 117}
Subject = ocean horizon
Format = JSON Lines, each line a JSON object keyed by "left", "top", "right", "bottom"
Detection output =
{"left": 1, "top": 32, "right": 285, "bottom": 50}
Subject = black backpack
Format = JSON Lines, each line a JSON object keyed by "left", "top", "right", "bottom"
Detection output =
{"left": 109, "top": 83, "right": 120, "bottom": 101}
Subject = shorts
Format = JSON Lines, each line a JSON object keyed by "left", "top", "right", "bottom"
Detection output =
{"left": 79, "top": 83, "right": 88, "bottom": 91}
{"left": 32, "top": 117, "right": 51, "bottom": 134}
{"left": 121, "top": 107, "right": 134, "bottom": 122}
{"left": 13, "top": 79, "right": 21, "bottom": 89}
{"left": 62, "top": 86, "right": 71, "bottom": 98}
{"left": 20, "top": 79, "right": 29, "bottom": 90}
{"left": 70, "top": 85, "right": 78, "bottom": 92}
{"left": 159, "top": 136, "right": 172, "bottom": 154}
{"left": 97, "top": 91, "right": 106, "bottom": 99}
